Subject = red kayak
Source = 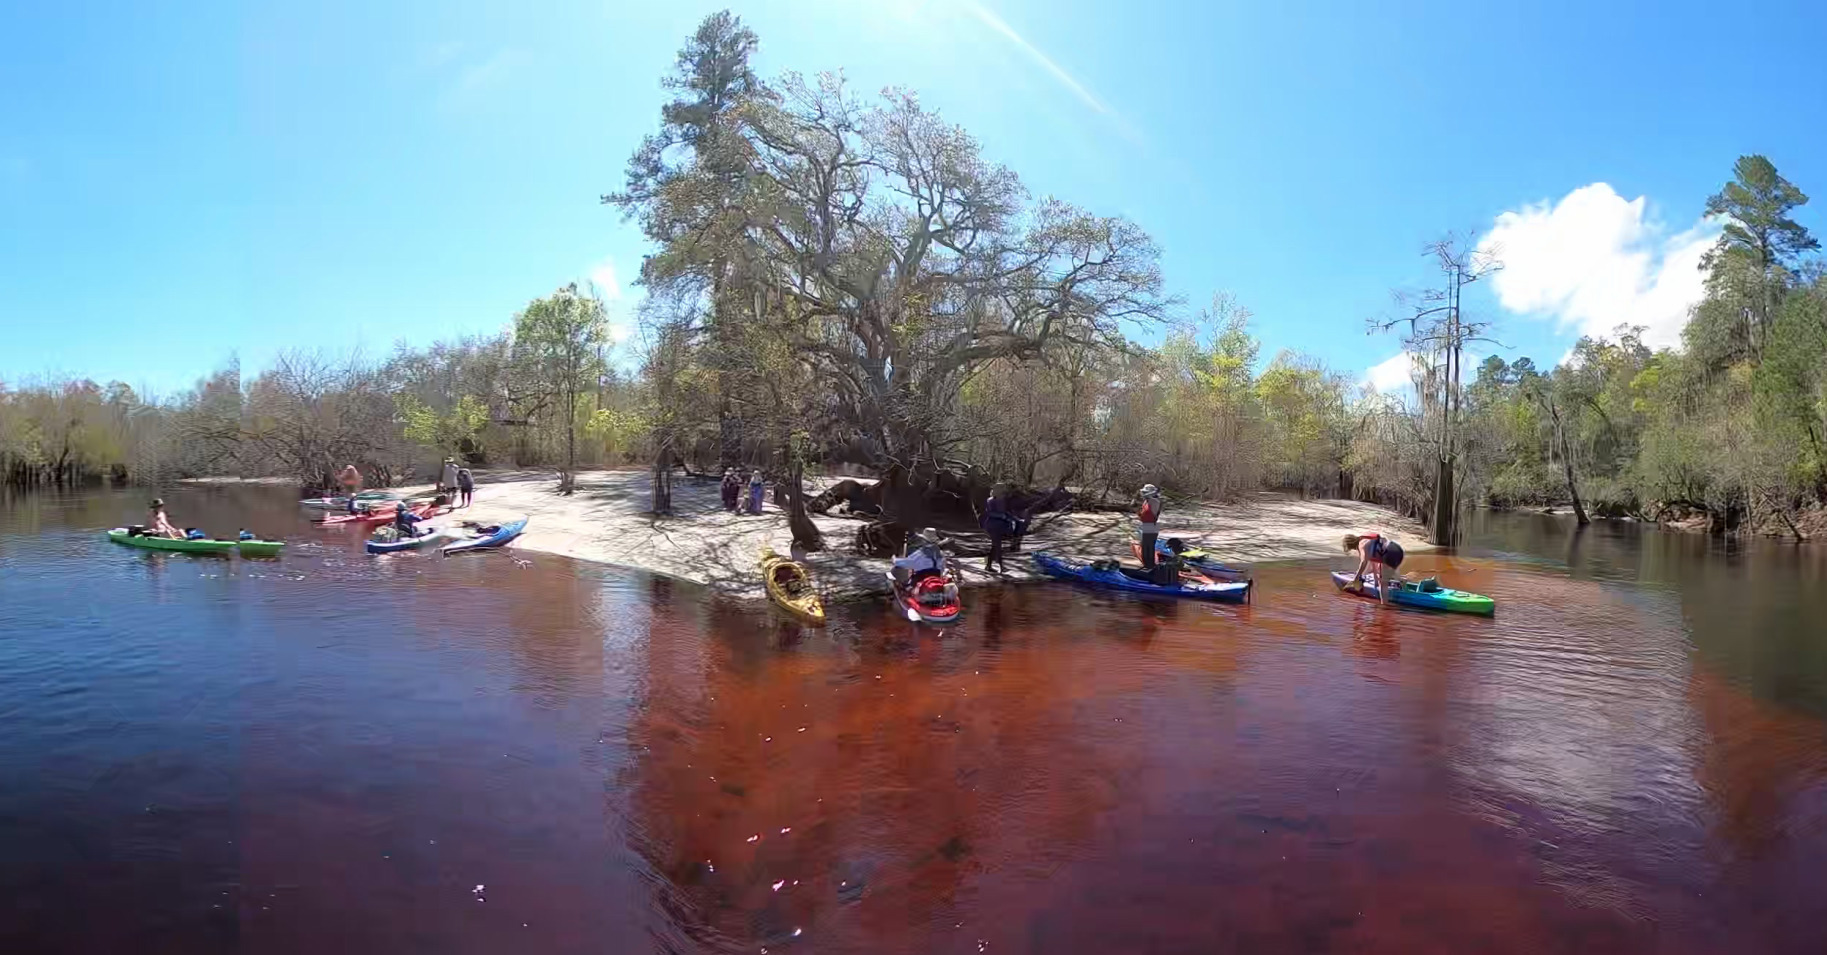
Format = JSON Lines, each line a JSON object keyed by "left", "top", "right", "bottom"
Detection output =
{"left": 888, "top": 571, "right": 962, "bottom": 625}
{"left": 314, "top": 502, "right": 439, "bottom": 526}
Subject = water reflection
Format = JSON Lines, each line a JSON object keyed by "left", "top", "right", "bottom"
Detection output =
{"left": 3, "top": 489, "right": 1827, "bottom": 953}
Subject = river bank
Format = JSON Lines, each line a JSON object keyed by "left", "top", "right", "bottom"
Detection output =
{"left": 254, "top": 468, "right": 1430, "bottom": 600}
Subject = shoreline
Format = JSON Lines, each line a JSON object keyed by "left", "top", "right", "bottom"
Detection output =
{"left": 370, "top": 469, "right": 1433, "bottom": 602}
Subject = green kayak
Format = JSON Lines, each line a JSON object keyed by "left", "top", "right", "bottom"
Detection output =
{"left": 1330, "top": 571, "right": 1495, "bottom": 615}
{"left": 108, "top": 528, "right": 237, "bottom": 554}
{"left": 236, "top": 539, "right": 286, "bottom": 557}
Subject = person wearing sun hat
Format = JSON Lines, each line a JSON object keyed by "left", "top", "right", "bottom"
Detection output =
{"left": 146, "top": 498, "right": 184, "bottom": 539}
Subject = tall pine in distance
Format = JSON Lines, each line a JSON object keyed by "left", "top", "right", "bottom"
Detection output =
{"left": 606, "top": 10, "right": 763, "bottom": 484}
{"left": 1696, "top": 155, "right": 1819, "bottom": 362}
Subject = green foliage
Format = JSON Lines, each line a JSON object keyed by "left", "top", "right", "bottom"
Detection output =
{"left": 1705, "top": 155, "right": 1819, "bottom": 271}
{"left": 397, "top": 393, "right": 489, "bottom": 455}
{"left": 1446, "top": 155, "right": 1826, "bottom": 534}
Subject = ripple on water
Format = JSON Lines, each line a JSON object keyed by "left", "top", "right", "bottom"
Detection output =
{"left": 5, "top": 491, "right": 1827, "bottom": 954}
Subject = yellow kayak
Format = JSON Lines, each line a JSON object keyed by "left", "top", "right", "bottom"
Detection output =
{"left": 759, "top": 547, "right": 826, "bottom": 625}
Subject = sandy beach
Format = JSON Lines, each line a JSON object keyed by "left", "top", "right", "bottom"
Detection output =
{"left": 343, "top": 469, "right": 1428, "bottom": 601}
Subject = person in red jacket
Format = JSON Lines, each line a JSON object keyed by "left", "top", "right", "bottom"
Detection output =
{"left": 1137, "top": 484, "right": 1163, "bottom": 570}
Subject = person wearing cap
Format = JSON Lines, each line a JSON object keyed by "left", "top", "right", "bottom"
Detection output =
{"left": 1137, "top": 484, "right": 1163, "bottom": 570}
{"left": 146, "top": 498, "right": 184, "bottom": 539}
{"left": 439, "top": 457, "right": 460, "bottom": 495}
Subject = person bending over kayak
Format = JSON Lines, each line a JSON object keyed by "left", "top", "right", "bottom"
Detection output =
{"left": 146, "top": 499, "right": 184, "bottom": 539}
{"left": 1137, "top": 484, "right": 1163, "bottom": 570}
{"left": 1343, "top": 532, "right": 1406, "bottom": 605}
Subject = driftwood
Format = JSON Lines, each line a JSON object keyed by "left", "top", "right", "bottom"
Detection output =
{"left": 812, "top": 470, "right": 1074, "bottom": 528}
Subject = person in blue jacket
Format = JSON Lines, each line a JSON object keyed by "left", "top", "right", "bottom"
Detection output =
{"left": 393, "top": 502, "right": 425, "bottom": 538}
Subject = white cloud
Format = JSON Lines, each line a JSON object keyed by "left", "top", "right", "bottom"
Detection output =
{"left": 607, "top": 322, "right": 633, "bottom": 345}
{"left": 588, "top": 256, "right": 624, "bottom": 302}
{"left": 1366, "top": 351, "right": 1415, "bottom": 394}
{"left": 1478, "top": 183, "right": 1718, "bottom": 351}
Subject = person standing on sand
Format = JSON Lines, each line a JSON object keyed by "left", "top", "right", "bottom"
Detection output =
{"left": 439, "top": 457, "right": 459, "bottom": 495}
{"left": 747, "top": 469, "right": 765, "bottom": 515}
{"left": 721, "top": 468, "right": 740, "bottom": 511}
{"left": 456, "top": 466, "right": 474, "bottom": 508}
{"left": 1137, "top": 484, "right": 1163, "bottom": 570}
{"left": 981, "top": 483, "right": 1017, "bottom": 574}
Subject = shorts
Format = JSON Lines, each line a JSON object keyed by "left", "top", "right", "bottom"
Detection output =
{"left": 1375, "top": 541, "right": 1405, "bottom": 570}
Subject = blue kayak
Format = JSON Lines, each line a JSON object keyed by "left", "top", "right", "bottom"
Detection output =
{"left": 1329, "top": 572, "right": 1494, "bottom": 615}
{"left": 1033, "top": 552, "right": 1252, "bottom": 603}
{"left": 442, "top": 518, "right": 528, "bottom": 555}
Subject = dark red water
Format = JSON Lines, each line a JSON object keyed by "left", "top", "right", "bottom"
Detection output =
{"left": 3, "top": 486, "right": 1825, "bottom": 954}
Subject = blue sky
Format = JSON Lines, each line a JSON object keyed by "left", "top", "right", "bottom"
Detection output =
{"left": 3, "top": 0, "right": 1824, "bottom": 398}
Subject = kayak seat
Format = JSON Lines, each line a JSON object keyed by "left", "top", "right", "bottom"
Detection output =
{"left": 772, "top": 566, "right": 807, "bottom": 596}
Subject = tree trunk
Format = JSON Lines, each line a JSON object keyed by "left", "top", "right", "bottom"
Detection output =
{"left": 785, "top": 460, "right": 823, "bottom": 551}
{"left": 565, "top": 384, "right": 577, "bottom": 477}
{"left": 1548, "top": 403, "right": 1590, "bottom": 526}
{"left": 1430, "top": 457, "right": 1456, "bottom": 546}
{"left": 650, "top": 441, "right": 673, "bottom": 515}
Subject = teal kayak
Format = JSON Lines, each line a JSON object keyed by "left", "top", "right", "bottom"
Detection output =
{"left": 1330, "top": 572, "right": 1494, "bottom": 615}
{"left": 1034, "top": 552, "right": 1251, "bottom": 603}
{"left": 108, "top": 528, "right": 236, "bottom": 554}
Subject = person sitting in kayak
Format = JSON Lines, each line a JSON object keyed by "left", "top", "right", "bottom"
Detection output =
{"left": 1343, "top": 533, "right": 1406, "bottom": 605}
{"left": 147, "top": 498, "right": 184, "bottom": 539}
{"left": 393, "top": 502, "right": 425, "bottom": 538}
{"left": 894, "top": 528, "right": 960, "bottom": 607}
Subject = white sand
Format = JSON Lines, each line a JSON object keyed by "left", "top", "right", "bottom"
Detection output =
{"left": 411, "top": 469, "right": 1430, "bottom": 602}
